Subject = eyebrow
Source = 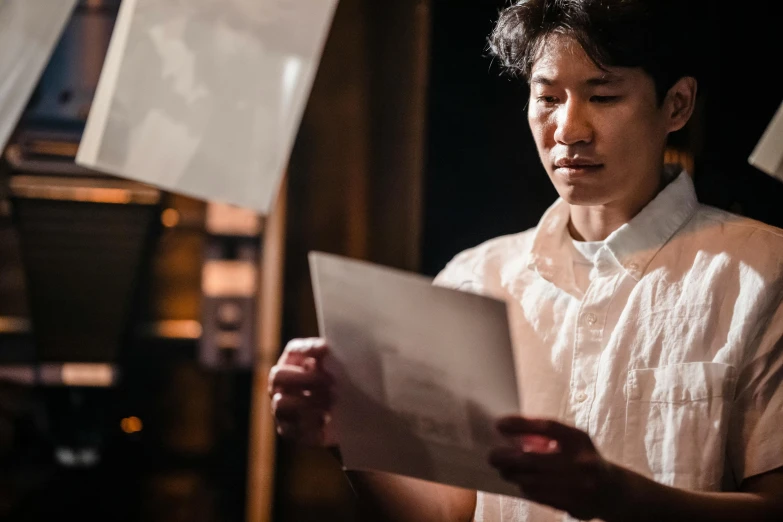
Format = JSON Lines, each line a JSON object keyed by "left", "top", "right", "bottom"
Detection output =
{"left": 531, "top": 73, "right": 624, "bottom": 87}
{"left": 586, "top": 74, "right": 624, "bottom": 86}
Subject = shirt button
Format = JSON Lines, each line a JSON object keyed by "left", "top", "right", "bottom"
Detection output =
{"left": 583, "top": 312, "right": 597, "bottom": 326}
{"left": 575, "top": 392, "right": 588, "bottom": 403}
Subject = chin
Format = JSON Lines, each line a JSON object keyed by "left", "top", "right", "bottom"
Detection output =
{"left": 555, "top": 184, "right": 609, "bottom": 206}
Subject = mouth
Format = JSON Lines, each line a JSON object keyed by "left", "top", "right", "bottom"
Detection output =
{"left": 553, "top": 159, "right": 603, "bottom": 178}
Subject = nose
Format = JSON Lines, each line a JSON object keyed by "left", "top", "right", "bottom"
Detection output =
{"left": 553, "top": 100, "right": 593, "bottom": 145}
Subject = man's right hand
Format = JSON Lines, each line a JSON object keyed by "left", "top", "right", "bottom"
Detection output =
{"left": 268, "top": 337, "right": 338, "bottom": 447}
{"left": 269, "top": 338, "right": 477, "bottom": 521}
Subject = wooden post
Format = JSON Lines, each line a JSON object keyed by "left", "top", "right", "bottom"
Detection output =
{"left": 246, "top": 176, "right": 288, "bottom": 522}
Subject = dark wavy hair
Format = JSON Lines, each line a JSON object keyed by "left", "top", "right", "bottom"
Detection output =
{"left": 488, "top": 0, "right": 702, "bottom": 103}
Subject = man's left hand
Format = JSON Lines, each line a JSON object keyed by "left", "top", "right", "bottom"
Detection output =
{"left": 488, "top": 416, "right": 621, "bottom": 521}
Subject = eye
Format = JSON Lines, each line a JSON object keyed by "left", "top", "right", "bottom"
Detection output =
{"left": 591, "top": 95, "right": 620, "bottom": 104}
{"left": 537, "top": 95, "right": 559, "bottom": 105}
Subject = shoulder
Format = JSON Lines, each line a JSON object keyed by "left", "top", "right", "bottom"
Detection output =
{"left": 678, "top": 204, "right": 783, "bottom": 277}
{"left": 691, "top": 205, "right": 783, "bottom": 250}
{"left": 433, "top": 228, "right": 537, "bottom": 292}
{"left": 696, "top": 205, "right": 783, "bottom": 236}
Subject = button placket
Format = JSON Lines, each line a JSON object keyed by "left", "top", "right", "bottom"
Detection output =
{"left": 571, "top": 272, "right": 618, "bottom": 429}
{"left": 573, "top": 308, "right": 600, "bottom": 427}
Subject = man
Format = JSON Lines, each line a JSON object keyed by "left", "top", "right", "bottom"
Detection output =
{"left": 268, "top": 1, "right": 783, "bottom": 520}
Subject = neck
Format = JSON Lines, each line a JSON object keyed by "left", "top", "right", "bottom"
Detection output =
{"left": 568, "top": 169, "right": 666, "bottom": 242}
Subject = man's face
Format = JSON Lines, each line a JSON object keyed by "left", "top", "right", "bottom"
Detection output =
{"left": 528, "top": 34, "right": 671, "bottom": 207}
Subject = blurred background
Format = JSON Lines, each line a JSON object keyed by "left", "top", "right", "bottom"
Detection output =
{"left": 0, "top": 1, "right": 781, "bottom": 521}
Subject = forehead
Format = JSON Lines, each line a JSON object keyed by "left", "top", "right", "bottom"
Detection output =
{"left": 530, "top": 33, "right": 621, "bottom": 83}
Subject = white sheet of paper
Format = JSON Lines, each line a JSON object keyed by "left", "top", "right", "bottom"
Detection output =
{"left": 309, "top": 251, "right": 522, "bottom": 497}
{"left": 749, "top": 100, "right": 783, "bottom": 181}
{"left": 0, "top": 0, "right": 77, "bottom": 152}
{"left": 76, "top": 0, "right": 338, "bottom": 214}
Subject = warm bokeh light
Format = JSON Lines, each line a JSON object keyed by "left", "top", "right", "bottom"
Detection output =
{"left": 60, "top": 363, "right": 114, "bottom": 387}
{"left": 664, "top": 147, "right": 695, "bottom": 176}
{"left": 121, "top": 416, "right": 144, "bottom": 434}
{"left": 161, "top": 208, "right": 180, "bottom": 228}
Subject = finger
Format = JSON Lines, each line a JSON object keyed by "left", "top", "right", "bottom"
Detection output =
{"left": 278, "top": 338, "right": 330, "bottom": 368}
{"left": 498, "top": 470, "right": 570, "bottom": 490}
{"left": 518, "top": 434, "right": 560, "bottom": 453}
{"left": 272, "top": 393, "right": 332, "bottom": 423}
{"left": 488, "top": 447, "right": 566, "bottom": 473}
{"left": 513, "top": 482, "right": 573, "bottom": 513}
{"left": 493, "top": 469, "right": 575, "bottom": 507}
{"left": 496, "top": 417, "right": 590, "bottom": 451}
{"left": 268, "top": 379, "right": 334, "bottom": 409}
{"left": 275, "top": 409, "right": 331, "bottom": 444}
{"left": 299, "top": 408, "right": 330, "bottom": 432}
{"left": 268, "top": 364, "right": 334, "bottom": 395}
{"left": 276, "top": 420, "right": 299, "bottom": 438}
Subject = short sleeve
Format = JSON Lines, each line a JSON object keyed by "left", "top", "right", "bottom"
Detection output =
{"left": 728, "top": 299, "right": 783, "bottom": 482}
{"left": 432, "top": 250, "right": 485, "bottom": 294}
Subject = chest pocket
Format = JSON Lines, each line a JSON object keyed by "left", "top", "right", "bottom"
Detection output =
{"left": 624, "top": 362, "right": 737, "bottom": 491}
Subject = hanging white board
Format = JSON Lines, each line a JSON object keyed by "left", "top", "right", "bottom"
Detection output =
{"left": 0, "top": 0, "right": 77, "bottom": 152}
{"left": 77, "top": 0, "right": 339, "bottom": 214}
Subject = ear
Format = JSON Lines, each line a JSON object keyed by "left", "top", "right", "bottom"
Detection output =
{"left": 664, "top": 76, "right": 698, "bottom": 133}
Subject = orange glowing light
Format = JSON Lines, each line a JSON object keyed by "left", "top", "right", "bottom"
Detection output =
{"left": 161, "top": 208, "right": 180, "bottom": 228}
{"left": 121, "top": 416, "right": 143, "bottom": 434}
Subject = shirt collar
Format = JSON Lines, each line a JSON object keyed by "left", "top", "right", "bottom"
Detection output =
{"left": 528, "top": 169, "right": 699, "bottom": 285}
{"left": 527, "top": 196, "right": 573, "bottom": 288}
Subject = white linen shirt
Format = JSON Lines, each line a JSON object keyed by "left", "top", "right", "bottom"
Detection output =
{"left": 433, "top": 171, "right": 783, "bottom": 522}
